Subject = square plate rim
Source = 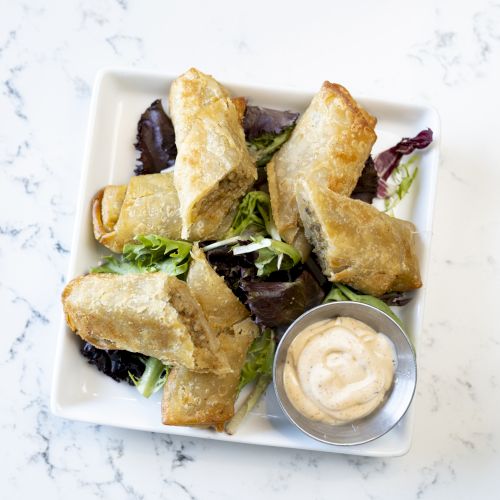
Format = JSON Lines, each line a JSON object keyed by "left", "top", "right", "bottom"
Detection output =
{"left": 51, "top": 67, "right": 441, "bottom": 458}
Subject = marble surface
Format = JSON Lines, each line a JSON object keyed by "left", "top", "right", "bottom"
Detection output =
{"left": 1, "top": 0, "right": 499, "bottom": 498}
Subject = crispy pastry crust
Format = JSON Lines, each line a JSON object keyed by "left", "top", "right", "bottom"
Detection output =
{"left": 93, "top": 173, "right": 182, "bottom": 253}
{"left": 186, "top": 245, "right": 249, "bottom": 330}
{"left": 162, "top": 245, "right": 258, "bottom": 430}
{"left": 92, "top": 185, "right": 128, "bottom": 241}
{"left": 62, "top": 273, "right": 230, "bottom": 373}
{"left": 267, "top": 81, "right": 377, "bottom": 259}
{"left": 162, "top": 318, "right": 257, "bottom": 430}
{"left": 231, "top": 96, "right": 247, "bottom": 123}
{"left": 296, "top": 178, "right": 422, "bottom": 296}
{"left": 170, "top": 68, "right": 257, "bottom": 240}
{"left": 169, "top": 67, "right": 230, "bottom": 146}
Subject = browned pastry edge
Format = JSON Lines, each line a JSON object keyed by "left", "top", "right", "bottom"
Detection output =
{"left": 232, "top": 96, "right": 247, "bottom": 124}
{"left": 321, "top": 81, "right": 377, "bottom": 129}
{"left": 91, "top": 188, "right": 106, "bottom": 242}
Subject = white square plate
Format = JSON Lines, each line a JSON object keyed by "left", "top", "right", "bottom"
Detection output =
{"left": 51, "top": 68, "right": 440, "bottom": 457}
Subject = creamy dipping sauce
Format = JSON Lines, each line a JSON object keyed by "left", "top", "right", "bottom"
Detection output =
{"left": 283, "top": 316, "right": 396, "bottom": 425}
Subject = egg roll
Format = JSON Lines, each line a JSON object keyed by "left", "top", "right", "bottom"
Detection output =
{"left": 296, "top": 177, "right": 421, "bottom": 296}
{"left": 62, "top": 272, "right": 230, "bottom": 373}
{"left": 162, "top": 245, "right": 258, "bottom": 429}
{"left": 92, "top": 173, "right": 181, "bottom": 253}
{"left": 267, "top": 82, "right": 377, "bottom": 258}
{"left": 162, "top": 318, "right": 257, "bottom": 430}
{"left": 99, "top": 185, "right": 127, "bottom": 232}
{"left": 170, "top": 68, "right": 257, "bottom": 240}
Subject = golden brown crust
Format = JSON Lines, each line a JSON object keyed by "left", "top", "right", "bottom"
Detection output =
{"left": 91, "top": 188, "right": 106, "bottom": 242}
{"left": 101, "top": 184, "right": 127, "bottom": 232}
{"left": 169, "top": 68, "right": 230, "bottom": 146}
{"left": 267, "top": 81, "right": 377, "bottom": 259}
{"left": 93, "top": 173, "right": 181, "bottom": 253}
{"left": 162, "top": 246, "right": 257, "bottom": 429}
{"left": 321, "top": 81, "right": 377, "bottom": 129}
{"left": 162, "top": 318, "right": 257, "bottom": 429}
{"left": 296, "top": 178, "right": 422, "bottom": 296}
{"left": 170, "top": 69, "right": 257, "bottom": 240}
{"left": 62, "top": 273, "right": 230, "bottom": 373}
{"left": 232, "top": 96, "right": 247, "bottom": 123}
{"left": 186, "top": 245, "right": 249, "bottom": 330}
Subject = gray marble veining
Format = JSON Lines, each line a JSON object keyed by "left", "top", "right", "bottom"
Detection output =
{"left": 1, "top": 0, "right": 500, "bottom": 498}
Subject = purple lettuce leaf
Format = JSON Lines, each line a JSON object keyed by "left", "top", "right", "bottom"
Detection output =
{"left": 243, "top": 105, "right": 299, "bottom": 141}
{"left": 80, "top": 341, "right": 145, "bottom": 385}
{"left": 203, "top": 243, "right": 257, "bottom": 303}
{"left": 378, "top": 291, "right": 413, "bottom": 307}
{"left": 240, "top": 271, "right": 325, "bottom": 329}
{"left": 134, "top": 99, "right": 177, "bottom": 175}
{"left": 351, "top": 156, "right": 378, "bottom": 204}
{"left": 374, "top": 128, "right": 433, "bottom": 197}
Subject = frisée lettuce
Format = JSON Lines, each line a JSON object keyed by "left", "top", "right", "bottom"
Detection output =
{"left": 91, "top": 235, "right": 192, "bottom": 277}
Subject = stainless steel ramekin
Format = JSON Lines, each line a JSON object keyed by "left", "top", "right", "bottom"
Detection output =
{"left": 273, "top": 301, "right": 417, "bottom": 446}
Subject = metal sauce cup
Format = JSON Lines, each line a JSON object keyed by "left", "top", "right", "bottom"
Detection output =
{"left": 273, "top": 301, "right": 417, "bottom": 446}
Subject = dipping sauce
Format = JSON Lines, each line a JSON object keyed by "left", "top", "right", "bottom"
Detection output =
{"left": 283, "top": 316, "right": 396, "bottom": 425}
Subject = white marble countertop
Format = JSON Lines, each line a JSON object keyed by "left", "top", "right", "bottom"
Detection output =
{"left": 1, "top": 0, "right": 499, "bottom": 498}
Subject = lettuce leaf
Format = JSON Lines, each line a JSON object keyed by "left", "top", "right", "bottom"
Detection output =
{"left": 134, "top": 99, "right": 177, "bottom": 175}
{"left": 351, "top": 156, "right": 378, "bottom": 204}
{"left": 375, "top": 128, "right": 433, "bottom": 197}
{"left": 225, "top": 190, "right": 296, "bottom": 277}
{"left": 122, "top": 235, "right": 192, "bottom": 276}
{"left": 244, "top": 105, "right": 299, "bottom": 167}
{"left": 247, "top": 128, "right": 295, "bottom": 167}
{"left": 243, "top": 105, "right": 299, "bottom": 140}
{"left": 241, "top": 271, "right": 324, "bottom": 329}
{"left": 382, "top": 157, "right": 419, "bottom": 212}
{"left": 324, "top": 283, "right": 405, "bottom": 329}
{"left": 91, "top": 235, "right": 192, "bottom": 277}
{"left": 233, "top": 237, "right": 301, "bottom": 277}
{"left": 225, "top": 374, "right": 271, "bottom": 435}
{"left": 80, "top": 341, "right": 145, "bottom": 384}
{"left": 129, "top": 357, "right": 170, "bottom": 398}
{"left": 90, "top": 255, "right": 143, "bottom": 275}
{"left": 238, "top": 329, "right": 275, "bottom": 392}
{"left": 226, "top": 329, "right": 276, "bottom": 435}
{"left": 226, "top": 191, "right": 279, "bottom": 239}
{"left": 203, "top": 243, "right": 257, "bottom": 302}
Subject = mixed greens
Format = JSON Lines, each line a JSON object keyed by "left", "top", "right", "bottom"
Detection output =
{"left": 243, "top": 105, "right": 299, "bottom": 167}
{"left": 91, "top": 234, "right": 192, "bottom": 276}
{"left": 81, "top": 97, "right": 434, "bottom": 433}
{"left": 225, "top": 191, "right": 279, "bottom": 239}
{"left": 381, "top": 156, "right": 419, "bottom": 212}
{"left": 353, "top": 128, "right": 433, "bottom": 209}
{"left": 129, "top": 357, "right": 170, "bottom": 398}
{"left": 226, "top": 329, "right": 275, "bottom": 434}
{"left": 202, "top": 190, "right": 324, "bottom": 329}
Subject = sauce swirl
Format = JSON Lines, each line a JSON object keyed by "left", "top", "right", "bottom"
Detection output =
{"left": 283, "top": 316, "right": 396, "bottom": 425}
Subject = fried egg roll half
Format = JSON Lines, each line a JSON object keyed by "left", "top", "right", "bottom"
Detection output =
{"left": 267, "top": 82, "right": 377, "bottom": 259}
{"left": 296, "top": 177, "right": 422, "bottom": 297}
{"left": 92, "top": 173, "right": 182, "bottom": 253}
{"left": 162, "top": 245, "right": 258, "bottom": 430}
{"left": 170, "top": 68, "right": 257, "bottom": 240}
{"left": 62, "top": 273, "right": 230, "bottom": 373}
{"left": 162, "top": 318, "right": 257, "bottom": 431}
